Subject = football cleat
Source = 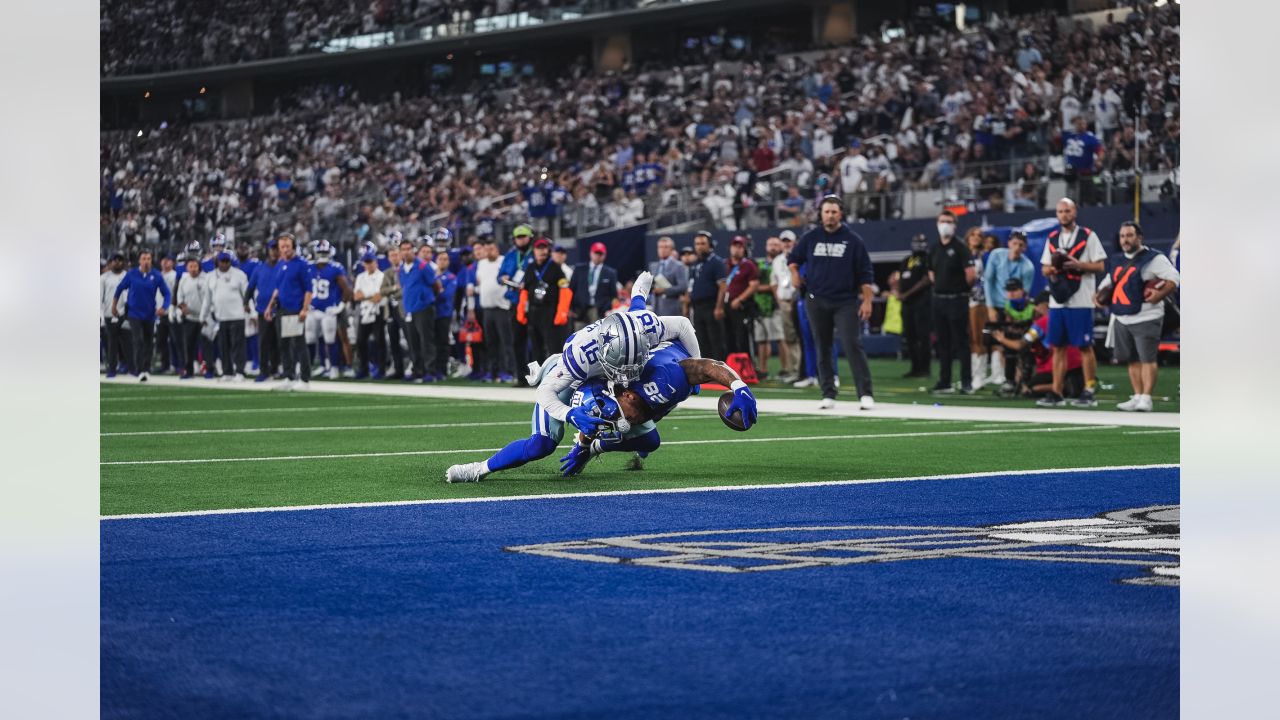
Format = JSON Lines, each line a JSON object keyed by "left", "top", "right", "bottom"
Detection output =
{"left": 446, "top": 461, "right": 488, "bottom": 483}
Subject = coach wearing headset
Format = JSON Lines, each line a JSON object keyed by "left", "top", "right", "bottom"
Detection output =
{"left": 788, "top": 195, "right": 876, "bottom": 411}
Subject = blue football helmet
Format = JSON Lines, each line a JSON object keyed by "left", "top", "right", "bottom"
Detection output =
{"left": 434, "top": 227, "right": 453, "bottom": 247}
{"left": 572, "top": 381, "right": 631, "bottom": 440}
{"left": 314, "top": 239, "right": 333, "bottom": 263}
{"left": 209, "top": 233, "right": 227, "bottom": 250}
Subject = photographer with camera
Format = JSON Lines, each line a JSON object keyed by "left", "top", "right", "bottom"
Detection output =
{"left": 981, "top": 231, "right": 1036, "bottom": 389}
{"left": 984, "top": 278, "right": 1038, "bottom": 396}
{"left": 990, "top": 290, "right": 1085, "bottom": 400}
{"left": 1094, "top": 221, "right": 1180, "bottom": 412}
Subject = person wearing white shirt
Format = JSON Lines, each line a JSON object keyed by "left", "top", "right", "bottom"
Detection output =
{"left": 1095, "top": 222, "right": 1180, "bottom": 412}
{"left": 203, "top": 252, "right": 250, "bottom": 380}
{"left": 772, "top": 230, "right": 801, "bottom": 382}
{"left": 352, "top": 250, "right": 386, "bottom": 378}
{"left": 1038, "top": 198, "right": 1108, "bottom": 408}
{"left": 469, "top": 239, "right": 515, "bottom": 381}
{"left": 838, "top": 143, "right": 870, "bottom": 220}
{"left": 175, "top": 259, "right": 213, "bottom": 379}
{"left": 100, "top": 254, "right": 129, "bottom": 377}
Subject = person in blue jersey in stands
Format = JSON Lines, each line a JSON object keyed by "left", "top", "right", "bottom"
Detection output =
{"left": 111, "top": 249, "right": 171, "bottom": 382}
{"left": 306, "top": 239, "right": 354, "bottom": 380}
{"left": 263, "top": 233, "right": 313, "bottom": 391}
{"left": 245, "top": 238, "right": 282, "bottom": 381}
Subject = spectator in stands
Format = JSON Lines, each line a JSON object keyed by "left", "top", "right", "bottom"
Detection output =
{"left": 648, "top": 236, "right": 688, "bottom": 317}
{"left": 723, "top": 236, "right": 760, "bottom": 360}
{"left": 205, "top": 251, "right": 249, "bottom": 381}
{"left": 788, "top": 196, "right": 875, "bottom": 410}
{"left": 688, "top": 231, "right": 728, "bottom": 361}
{"left": 898, "top": 233, "right": 932, "bottom": 379}
{"left": 777, "top": 186, "right": 808, "bottom": 227}
{"left": 569, "top": 242, "right": 618, "bottom": 331}
{"left": 927, "top": 210, "right": 975, "bottom": 394}
{"left": 100, "top": 253, "right": 128, "bottom": 378}
{"left": 981, "top": 231, "right": 1036, "bottom": 389}
{"left": 1062, "top": 115, "right": 1105, "bottom": 206}
{"left": 1095, "top": 221, "right": 1180, "bottom": 412}
{"left": 838, "top": 143, "right": 869, "bottom": 220}
{"left": 1039, "top": 198, "right": 1107, "bottom": 407}
{"left": 111, "top": 250, "right": 171, "bottom": 382}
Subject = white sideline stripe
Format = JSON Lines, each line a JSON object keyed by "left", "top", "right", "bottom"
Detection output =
{"left": 102, "top": 374, "right": 1179, "bottom": 428}
{"left": 1122, "top": 429, "right": 1180, "bottom": 435}
{"left": 102, "top": 402, "right": 477, "bottom": 416}
{"left": 100, "top": 413, "right": 724, "bottom": 437}
{"left": 101, "top": 424, "right": 1116, "bottom": 466}
{"left": 101, "top": 393, "right": 268, "bottom": 402}
{"left": 100, "top": 463, "right": 1180, "bottom": 521}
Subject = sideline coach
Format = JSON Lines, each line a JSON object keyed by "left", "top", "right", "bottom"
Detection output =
{"left": 788, "top": 195, "right": 875, "bottom": 410}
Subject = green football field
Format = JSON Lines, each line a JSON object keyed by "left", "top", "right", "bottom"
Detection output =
{"left": 100, "top": 378, "right": 1179, "bottom": 517}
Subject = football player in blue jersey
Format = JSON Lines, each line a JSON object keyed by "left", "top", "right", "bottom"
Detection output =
{"left": 201, "top": 233, "right": 236, "bottom": 273}
{"left": 306, "top": 240, "right": 354, "bottom": 380}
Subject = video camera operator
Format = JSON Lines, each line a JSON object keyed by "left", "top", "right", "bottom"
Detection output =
{"left": 989, "top": 290, "right": 1085, "bottom": 400}
{"left": 984, "top": 278, "right": 1038, "bottom": 396}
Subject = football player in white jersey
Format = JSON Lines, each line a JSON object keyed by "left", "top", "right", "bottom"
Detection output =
{"left": 529, "top": 271, "right": 700, "bottom": 437}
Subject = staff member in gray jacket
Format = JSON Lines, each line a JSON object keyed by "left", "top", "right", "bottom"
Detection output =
{"left": 788, "top": 195, "right": 876, "bottom": 411}
{"left": 648, "top": 236, "right": 689, "bottom": 316}
{"left": 175, "top": 258, "right": 213, "bottom": 379}
{"left": 205, "top": 251, "right": 250, "bottom": 380}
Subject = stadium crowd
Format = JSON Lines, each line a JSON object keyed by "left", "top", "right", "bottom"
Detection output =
{"left": 101, "top": 4, "right": 1179, "bottom": 254}
{"left": 101, "top": 0, "right": 653, "bottom": 76}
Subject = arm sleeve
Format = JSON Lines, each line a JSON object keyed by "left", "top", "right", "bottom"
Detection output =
{"left": 158, "top": 273, "right": 172, "bottom": 309}
{"left": 1019, "top": 259, "right": 1035, "bottom": 291}
{"left": 982, "top": 256, "right": 999, "bottom": 307}
{"left": 855, "top": 242, "right": 874, "bottom": 287}
{"left": 668, "top": 264, "right": 689, "bottom": 295}
{"left": 535, "top": 366, "right": 577, "bottom": 422}
{"left": 1149, "top": 255, "right": 1180, "bottom": 284}
{"left": 659, "top": 316, "right": 701, "bottom": 358}
{"left": 245, "top": 268, "right": 258, "bottom": 302}
{"left": 114, "top": 273, "right": 130, "bottom": 300}
{"left": 1084, "top": 231, "right": 1107, "bottom": 263}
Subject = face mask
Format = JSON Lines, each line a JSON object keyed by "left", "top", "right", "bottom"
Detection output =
{"left": 1009, "top": 297, "right": 1028, "bottom": 311}
{"left": 937, "top": 222, "right": 955, "bottom": 238}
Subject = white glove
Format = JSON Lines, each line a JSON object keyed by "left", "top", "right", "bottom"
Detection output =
{"left": 631, "top": 271, "right": 654, "bottom": 300}
{"left": 325, "top": 302, "right": 344, "bottom": 316}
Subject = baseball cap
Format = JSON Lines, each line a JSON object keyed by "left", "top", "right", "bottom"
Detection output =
{"left": 361, "top": 250, "right": 378, "bottom": 262}
{"left": 679, "top": 246, "right": 695, "bottom": 255}
{"left": 552, "top": 245, "right": 567, "bottom": 253}
{"left": 779, "top": 230, "right": 797, "bottom": 242}
{"left": 1004, "top": 277, "right": 1024, "bottom": 292}
{"left": 730, "top": 235, "right": 749, "bottom": 246}
{"left": 512, "top": 224, "right": 534, "bottom": 239}
{"left": 533, "top": 238, "right": 552, "bottom": 249}
{"left": 1008, "top": 230, "right": 1028, "bottom": 242}
{"left": 109, "top": 252, "right": 125, "bottom": 262}
{"left": 693, "top": 230, "right": 713, "bottom": 240}
{"left": 590, "top": 242, "right": 607, "bottom": 255}
{"left": 216, "top": 251, "right": 232, "bottom": 262}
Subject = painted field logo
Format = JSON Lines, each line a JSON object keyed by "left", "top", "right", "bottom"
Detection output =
{"left": 505, "top": 505, "right": 1179, "bottom": 586}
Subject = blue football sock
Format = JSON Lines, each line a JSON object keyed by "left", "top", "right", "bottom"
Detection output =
{"left": 594, "top": 429, "right": 661, "bottom": 456}
{"left": 486, "top": 435, "right": 560, "bottom": 473}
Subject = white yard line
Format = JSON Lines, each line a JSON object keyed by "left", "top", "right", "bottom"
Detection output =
{"left": 100, "top": 463, "right": 1180, "bottom": 521}
{"left": 101, "top": 402, "right": 477, "bottom": 417}
{"left": 101, "top": 374, "right": 1179, "bottom": 428}
{"left": 101, "top": 413, "right": 724, "bottom": 437}
{"left": 101, "top": 424, "right": 1118, "bottom": 467}
{"left": 1122, "top": 429, "right": 1180, "bottom": 435}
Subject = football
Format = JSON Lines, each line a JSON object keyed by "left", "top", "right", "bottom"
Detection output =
{"left": 718, "top": 391, "right": 749, "bottom": 432}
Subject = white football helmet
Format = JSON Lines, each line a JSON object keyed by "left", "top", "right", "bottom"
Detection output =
{"left": 597, "top": 313, "right": 653, "bottom": 384}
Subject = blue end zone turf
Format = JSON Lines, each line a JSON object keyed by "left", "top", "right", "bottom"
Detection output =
{"left": 102, "top": 467, "right": 1178, "bottom": 719}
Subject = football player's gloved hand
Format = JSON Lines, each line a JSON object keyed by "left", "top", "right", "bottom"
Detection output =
{"left": 630, "top": 271, "right": 654, "bottom": 301}
{"left": 559, "top": 443, "right": 594, "bottom": 477}
{"left": 566, "top": 406, "right": 609, "bottom": 436}
{"left": 728, "top": 380, "right": 758, "bottom": 430}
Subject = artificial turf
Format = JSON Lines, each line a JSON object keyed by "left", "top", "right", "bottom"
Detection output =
{"left": 100, "top": 382, "right": 1178, "bottom": 516}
